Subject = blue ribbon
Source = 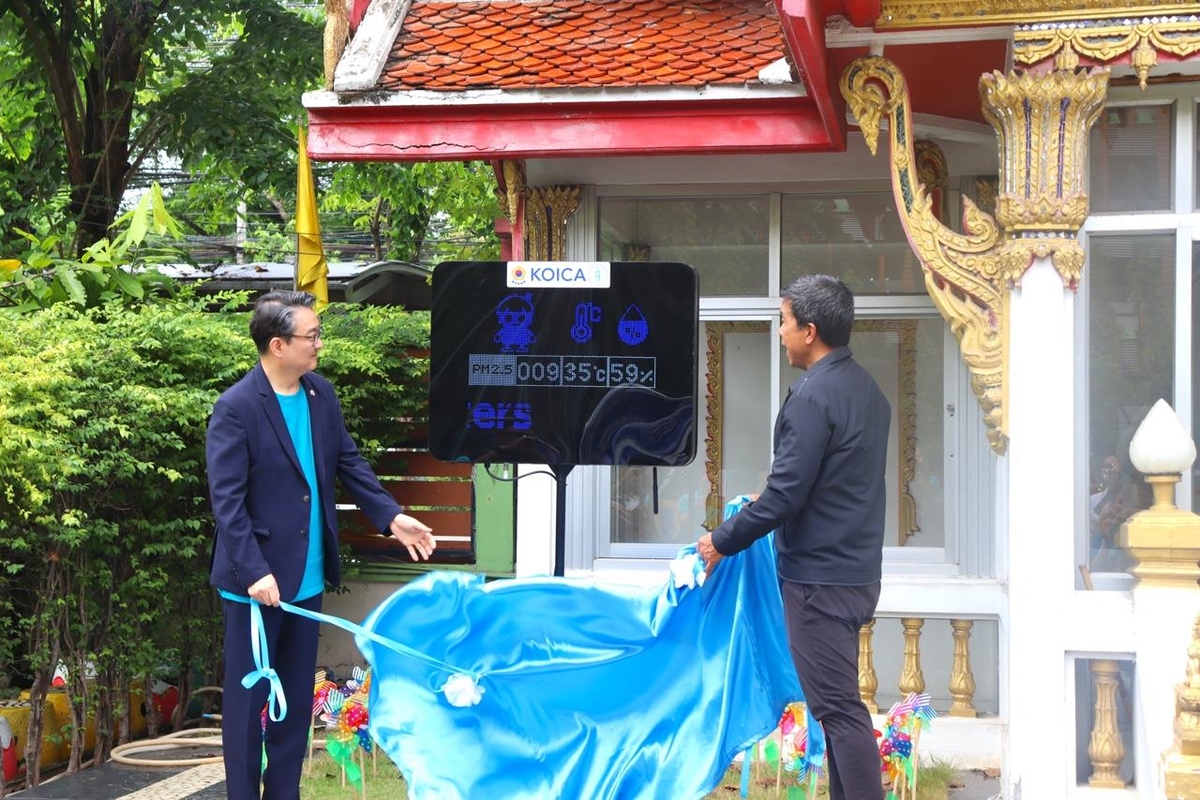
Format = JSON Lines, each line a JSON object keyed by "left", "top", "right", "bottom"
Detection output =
{"left": 242, "top": 598, "right": 480, "bottom": 723}
{"left": 242, "top": 601, "right": 287, "bottom": 723}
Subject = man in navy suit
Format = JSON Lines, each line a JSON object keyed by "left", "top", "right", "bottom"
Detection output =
{"left": 697, "top": 275, "right": 890, "bottom": 800}
{"left": 207, "top": 290, "right": 435, "bottom": 800}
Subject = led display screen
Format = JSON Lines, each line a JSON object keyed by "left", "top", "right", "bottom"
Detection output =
{"left": 429, "top": 261, "right": 698, "bottom": 466}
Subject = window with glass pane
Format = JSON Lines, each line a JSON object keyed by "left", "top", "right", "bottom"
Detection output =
{"left": 1087, "top": 234, "right": 1174, "bottom": 573}
{"left": 781, "top": 193, "right": 922, "bottom": 295}
{"left": 775, "top": 318, "right": 947, "bottom": 547}
{"left": 1191, "top": 242, "right": 1200, "bottom": 513}
{"left": 612, "top": 323, "right": 772, "bottom": 544}
{"left": 598, "top": 197, "right": 769, "bottom": 296}
{"left": 1090, "top": 105, "right": 1173, "bottom": 213}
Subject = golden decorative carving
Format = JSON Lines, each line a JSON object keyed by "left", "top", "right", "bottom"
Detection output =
{"left": 899, "top": 617, "right": 926, "bottom": 696}
{"left": 948, "top": 619, "right": 978, "bottom": 718}
{"left": 858, "top": 320, "right": 919, "bottom": 545}
{"left": 840, "top": 56, "right": 1110, "bottom": 455}
{"left": 703, "top": 322, "right": 770, "bottom": 531}
{"left": 859, "top": 621, "right": 879, "bottom": 714}
{"left": 1176, "top": 614, "right": 1200, "bottom": 756}
{"left": 975, "top": 178, "right": 999, "bottom": 217}
{"left": 1166, "top": 615, "right": 1200, "bottom": 797}
{"left": 323, "top": 0, "right": 350, "bottom": 90}
{"left": 1087, "top": 659, "right": 1127, "bottom": 788}
{"left": 879, "top": 0, "right": 1200, "bottom": 29}
{"left": 914, "top": 139, "right": 947, "bottom": 221}
{"left": 980, "top": 68, "right": 1108, "bottom": 286}
{"left": 1015, "top": 18, "right": 1200, "bottom": 90}
{"left": 523, "top": 185, "right": 581, "bottom": 262}
{"left": 496, "top": 161, "right": 525, "bottom": 228}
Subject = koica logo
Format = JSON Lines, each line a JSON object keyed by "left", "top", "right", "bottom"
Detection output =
{"left": 507, "top": 262, "right": 610, "bottom": 289}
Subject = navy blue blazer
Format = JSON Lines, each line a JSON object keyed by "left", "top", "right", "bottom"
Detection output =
{"left": 206, "top": 363, "right": 403, "bottom": 599}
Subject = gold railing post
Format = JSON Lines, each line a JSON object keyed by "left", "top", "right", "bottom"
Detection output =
{"left": 1087, "top": 659, "right": 1127, "bottom": 788}
{"left": 948, "top": 619, "right": 978, "bottom": 718}
{"left": 1164, "top": 613, "right": 1200, "bottom": 797}
{"left": 898, "top": 617, "right": 926, "bottom": 696}
{"left": 858, "top": 620, "right": 879, "bottom": 713}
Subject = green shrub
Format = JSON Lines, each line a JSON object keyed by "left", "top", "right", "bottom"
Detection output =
{"left": 0, "top": 294, "right": 429, "bottom": 780}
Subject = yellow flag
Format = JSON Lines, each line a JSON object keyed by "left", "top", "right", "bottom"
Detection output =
{"left": 296, "top": 125, "right": 329, "bottom": 310}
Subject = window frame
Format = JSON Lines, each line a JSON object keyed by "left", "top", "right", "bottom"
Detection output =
{"left": 1077, "top": 85, "right": 1199, "bottom": 587}
{"left": 561, "top": 183, "right": 996, "bottom": 580}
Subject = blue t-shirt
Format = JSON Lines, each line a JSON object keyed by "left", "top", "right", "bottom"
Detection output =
{"left": 220, "top": 388, "right": 324, "bottom": 603}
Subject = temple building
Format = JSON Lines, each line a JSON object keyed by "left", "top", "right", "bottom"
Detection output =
{"left": 308, "top": 0, "right": 1200, "bottom": 794}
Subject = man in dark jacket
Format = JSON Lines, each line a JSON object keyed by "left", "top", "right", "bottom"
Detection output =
{"left": 207, "top": 290, "right": 435, "bottom": 800}
{"left": 698, "top": 274, "right": 889, "bottom": 800}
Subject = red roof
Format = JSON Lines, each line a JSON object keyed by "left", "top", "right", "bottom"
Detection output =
{"left": 307, "top": 0, "right": 860, "bottom": 161}
{"left": 378, "top": 0, "right": 790, "bottom": 91}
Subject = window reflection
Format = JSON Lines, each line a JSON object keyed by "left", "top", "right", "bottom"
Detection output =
{"left": 598, "top": 197, "right": 769, "bottom": 296}
{"left": 1090, "top": 105, "right": 1173, "bottom": 213}
{"left": 1087, "top": 233, "right": 1174, "bottom": 571}
{"left": 781, "top": 193, "right": 923, "bottom": 295}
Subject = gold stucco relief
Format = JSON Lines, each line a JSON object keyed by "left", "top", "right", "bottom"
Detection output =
{"left": 524, "top": 185, "right": 581, "bottom": 262}
{"left": 1015, "top": 17, "right": 1200, "bottom": 89}
{"left": 839, "top": 56, "right": 1109, "bottom": 455}
{"left": 879, "top": 0, "right": 1200, "bottom": 30}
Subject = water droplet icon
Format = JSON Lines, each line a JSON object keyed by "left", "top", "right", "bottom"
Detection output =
{"left": 617, "top": 304, "right": 648, "bottom": 345}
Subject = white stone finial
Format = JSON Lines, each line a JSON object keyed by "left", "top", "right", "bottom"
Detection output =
{"left": 1128, "top": 399, "right": 1196, "bottom": 475}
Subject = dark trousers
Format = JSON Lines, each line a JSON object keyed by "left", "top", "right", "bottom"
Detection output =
{"left": 221, "top": 594, "right": 321, "bottom": 800}
{"left": 781, "top": 581, "right": 883, "bottom": 800}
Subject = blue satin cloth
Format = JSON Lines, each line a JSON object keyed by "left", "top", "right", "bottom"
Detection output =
{"left": 353, "top": 496, "right": 822, "bottom": 800}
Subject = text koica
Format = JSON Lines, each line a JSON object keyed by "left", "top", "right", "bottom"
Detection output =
{"left": 507, "top": 261, "right": 610, "bottom": 289}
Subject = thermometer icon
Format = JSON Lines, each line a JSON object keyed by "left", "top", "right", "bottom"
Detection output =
{"left": 571, "top": 302, "right": 602, "bottom": 343}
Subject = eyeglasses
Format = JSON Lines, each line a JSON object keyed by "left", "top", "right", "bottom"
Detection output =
{"left": 291, "top": 328, "right": 323, "bottom": 345}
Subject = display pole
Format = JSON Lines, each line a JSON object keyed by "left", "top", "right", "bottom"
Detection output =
{"left": 552, "top": 464, "right": 574, "bottom": 577}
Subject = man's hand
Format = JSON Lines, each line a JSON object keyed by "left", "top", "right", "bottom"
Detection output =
{"left": 389, "top": 513, "right": 436, "bottom": 561}
{"left": 696, "top": 533, "right": 724, "bottom": 577}
{"left": 247, "top": 574, "right": 281, "bottom": 606}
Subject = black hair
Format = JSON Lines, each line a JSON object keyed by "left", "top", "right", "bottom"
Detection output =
{"left": 249, "top": 291, "right": 317, "bottom": 354}
{"left": 781, "top": 274, "right": 854, "bottom": 348}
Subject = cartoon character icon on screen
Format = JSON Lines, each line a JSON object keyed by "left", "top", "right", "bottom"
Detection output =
{"left": 495, "top": 293, "right": 537, "bottom": 353}
{"left": 618, "top": 304, "right": 648, "bottom": 346}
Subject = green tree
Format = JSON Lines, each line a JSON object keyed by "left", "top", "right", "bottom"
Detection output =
{"left": 324, "top": 160, "right": 502, "bottom": 263}
{"left": 2, "top": 0, "right": 322, "bottom": 255}
{"left": 1, "top": 184, "right": 182, "bottom": 310}
{"left": 1, "top": 0, "right": 499, "bottom": 265}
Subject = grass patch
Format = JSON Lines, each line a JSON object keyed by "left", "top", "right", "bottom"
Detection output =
{"left": 300, "top": 748, "right": 406, "bottom": 800}
{"left": 298, "top": 750, "right": 960, "bottom": 800}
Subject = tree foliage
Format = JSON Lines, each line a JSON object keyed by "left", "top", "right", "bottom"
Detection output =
{"left": 0, "top": 0, "right": 499, "bottom": 265}
{"left": 0, "top": 184, "right": 183, "bottom": 310}
{"left": 2, "top": 0, "right": 324, "bottom": 254}
{"left": 0, "top": 295, "right": 430, "bottom": 785}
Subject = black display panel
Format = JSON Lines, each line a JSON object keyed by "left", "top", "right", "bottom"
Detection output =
{"left": 429, "top": 261, "right": 698, "bottom": 466}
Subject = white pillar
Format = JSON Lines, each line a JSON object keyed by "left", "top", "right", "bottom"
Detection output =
{"left": 514, "top": 464, "right": 557, "bottom": 577}
{"left": 1004, "top": 257, "right": 1078, "bottom": 795}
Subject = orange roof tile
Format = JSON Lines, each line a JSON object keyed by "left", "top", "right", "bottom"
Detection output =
{"left": 378, "top": 0, "right": 787, "bottom": 92}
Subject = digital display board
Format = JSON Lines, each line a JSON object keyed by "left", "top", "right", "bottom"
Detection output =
{"left": 429, "top": 261, "right": 698, "bottom": 466}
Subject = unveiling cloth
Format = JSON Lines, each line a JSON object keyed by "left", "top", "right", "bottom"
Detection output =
{"left": 353, "top": 496, "right": 822, "bottom": 799}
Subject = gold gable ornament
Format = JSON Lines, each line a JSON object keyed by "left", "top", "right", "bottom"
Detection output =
{"left": 840, "top": 56, "right": 1109, "bottom": 455}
